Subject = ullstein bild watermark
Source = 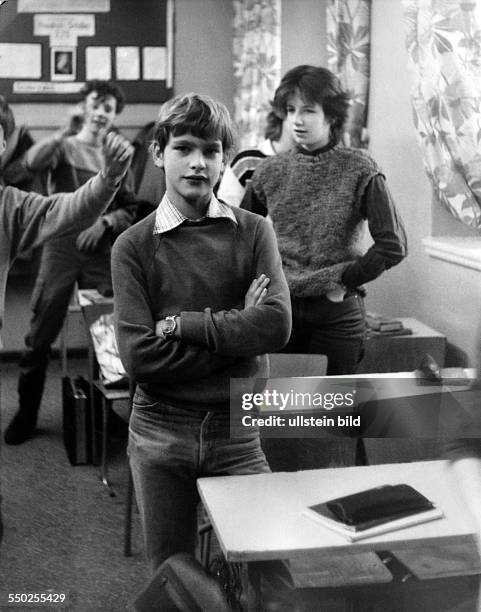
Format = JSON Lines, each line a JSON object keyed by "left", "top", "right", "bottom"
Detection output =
{"left": 229, "top": 376, "right": 481, "bottom": 439}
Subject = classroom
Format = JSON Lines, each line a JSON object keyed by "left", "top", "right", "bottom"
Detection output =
{"left": 1, "top": 0, "right": 481, "bottom": 610}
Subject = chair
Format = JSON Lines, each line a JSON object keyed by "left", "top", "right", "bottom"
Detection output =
{"left": 78, "top": 294, "right": 130, "bottom": 495}
{"left": 262, "top": 353, "right": 364, "bottom": 473}
{"left": 268, "top": 353, "right": 327, "bottom": 379}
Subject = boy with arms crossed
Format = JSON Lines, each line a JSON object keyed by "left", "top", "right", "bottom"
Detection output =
{"left": 112, "top": 93, "right": 291, "bottom": 570}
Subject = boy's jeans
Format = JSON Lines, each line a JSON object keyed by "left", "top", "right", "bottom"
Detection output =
{"left": 128, "top": 387, "right": 270, "bottom": 572}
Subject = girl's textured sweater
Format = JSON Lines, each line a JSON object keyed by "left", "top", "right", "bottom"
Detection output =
{"left": 251, "top": 145, "right": 406, "bottom": 297}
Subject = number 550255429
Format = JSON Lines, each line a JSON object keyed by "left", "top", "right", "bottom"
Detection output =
{"left": 8, "top": 593, "right": 67, "bottom": 604}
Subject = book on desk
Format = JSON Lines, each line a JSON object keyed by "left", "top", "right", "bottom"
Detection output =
{"left": 366, "top": 312, "right": 412, "bottom": 336}
{"left": 302, "top": 484, "right": 444, "bottom": 542}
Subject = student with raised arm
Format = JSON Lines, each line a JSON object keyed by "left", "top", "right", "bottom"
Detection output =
{"left": 5, "top": 80, "right": 138, "bottom": 445}
{"left": 112, "top": 93, "right": 291, "bottom": 571}
{"left": 0, "top": 94, "right": 133, "bottom": 540}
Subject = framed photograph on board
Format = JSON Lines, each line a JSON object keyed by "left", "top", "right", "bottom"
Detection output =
{"left": 51, "top": 47, "right": 76, "bottom": 81}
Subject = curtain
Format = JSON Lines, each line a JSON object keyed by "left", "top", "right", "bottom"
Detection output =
{"left": 403, "top": 0, "right": 481, "bottom": 230}
{"left": 232, "top": 0, "right": 282, "bottom": 149}
{"left": 326, "top": 0, "right": 371, "bottom": 148}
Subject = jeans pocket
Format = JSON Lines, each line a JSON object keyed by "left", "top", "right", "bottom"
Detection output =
{"left": 133, "top": 387, "right": 161, "bottom": 410}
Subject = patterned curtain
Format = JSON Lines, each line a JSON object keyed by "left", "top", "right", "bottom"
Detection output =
{"left": 326, "top": 0, "right": 371, "bottom": 148}
{"left": 403, "top": 0, "right": 481, "bottom": 230}
{"left": 232, "top": 0, "right": 282, "bottom": 149}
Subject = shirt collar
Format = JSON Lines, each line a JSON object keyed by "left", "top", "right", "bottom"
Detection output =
{"left": 154, "top": 193, "right": 237, "bottom": 234}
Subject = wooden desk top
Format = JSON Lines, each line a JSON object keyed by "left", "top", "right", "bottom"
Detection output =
{"left": 197, "top": 460, "right": 477, "bottom": 563}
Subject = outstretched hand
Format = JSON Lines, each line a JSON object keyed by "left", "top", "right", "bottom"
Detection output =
{"left": 244, "top": 274, "right": 270, "bottom": 308}
{"left": 102, "top": 132, "right": 134, "bottom": 184}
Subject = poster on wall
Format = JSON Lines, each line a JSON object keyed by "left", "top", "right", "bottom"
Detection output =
{"left": 51, "top": 46, "right": 76, "bottom": 81}
{"left": 0, "top": 0, "right": 173, "bottom": 102}
{"left": 0, "top": 43, "right": 41, "bottom": 78}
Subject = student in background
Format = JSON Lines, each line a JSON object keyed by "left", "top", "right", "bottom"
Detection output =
{"left": 217, "top": 109, "right": 294, "bottom": 207}
{"left": 4, "top": 80, "right": 138, "bottom": 445}
{"left": 0, "top": 95, "right": 133, "bottom": 538}
{"left": 112, "top": 93, "right": 291, "bottom": 570}
{"left": 242, "top": 65, "right": 407, "bottom": 375}
{"left": 0, "top": 103, "right": 37, "bottom": 192}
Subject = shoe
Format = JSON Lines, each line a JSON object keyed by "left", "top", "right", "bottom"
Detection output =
{"left": 4, "top": 409, "right": 38, "bottom": 445}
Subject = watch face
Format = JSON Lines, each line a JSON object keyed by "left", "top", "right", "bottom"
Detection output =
{"left": 162, "top": 317, "right": 176, "bottom": 335}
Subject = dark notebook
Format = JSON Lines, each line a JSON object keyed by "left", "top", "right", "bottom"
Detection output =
{"left": 303, "top": 484, "right": 444, "bottom": 542}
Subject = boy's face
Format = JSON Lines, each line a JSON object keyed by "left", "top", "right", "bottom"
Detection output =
{"left": 82, "top": 91, "right": 117, "bottom": 137}
{"left": 286, "top": 92, "right": 331, "bottom": 151}
{"left": 153, "top": 132, "right": 224, "bottom": 211}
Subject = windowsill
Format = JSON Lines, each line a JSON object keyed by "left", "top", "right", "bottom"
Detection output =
{"left": 423, "top": 237, "right": 481, "bottom": 272}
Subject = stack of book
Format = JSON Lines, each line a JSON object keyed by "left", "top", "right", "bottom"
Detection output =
{"left": 302, "top": 484, "right": 444, "bottom": 542}
{"left": 366, "top": 312, "right": 412, "bottom": 336}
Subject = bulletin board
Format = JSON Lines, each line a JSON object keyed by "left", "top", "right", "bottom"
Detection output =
{"left": 0, "top": 0, "right": 174, "bottom": 103}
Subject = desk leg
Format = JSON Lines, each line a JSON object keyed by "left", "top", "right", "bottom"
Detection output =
{"left": 244, "top": 562, "right": 262, "bottom": 612}
{"left": 100, "top": 396, "right": 116, "bottom": 497}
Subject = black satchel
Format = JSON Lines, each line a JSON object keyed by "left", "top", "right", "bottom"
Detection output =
{"left": 62, "top": 376, "right": 92, "bottom": 466}
{"left": 130, "top": 553, "right": 231, "bottom": 612}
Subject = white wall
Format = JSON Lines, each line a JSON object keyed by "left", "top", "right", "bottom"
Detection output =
{"left": 367, "top": 0, "right": 481, "bottom": 366}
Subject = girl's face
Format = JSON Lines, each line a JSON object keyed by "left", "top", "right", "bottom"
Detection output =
{"left": 286, "top": 91, "right": 331, "bottom": 151}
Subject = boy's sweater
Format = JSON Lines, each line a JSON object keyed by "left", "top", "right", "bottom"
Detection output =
{"left": 27, "top": 135, "right": 137, "bottom": 245}
{"left": 0, "top": 173, "right": 119, "bottom": 342}
{"left": 112, "top": 208, "right": 292, "bottom": 407}
{"left": 251, "top": 145, "right": 406, "bottom": 297}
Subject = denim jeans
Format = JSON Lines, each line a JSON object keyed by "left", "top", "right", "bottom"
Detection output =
{"left": 128, "top": 387, "right": 270, "bottom": 571}
{"left": 282, "top": 293, "right": 366, "bottom": 375}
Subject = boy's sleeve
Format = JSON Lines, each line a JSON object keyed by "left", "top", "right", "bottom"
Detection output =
{"left": 180, "top": 217, "right": 292, "bottom": 356}
{"left": 112, "top": 234, "right": 236, "bottom": 384}
{"left": 102, "top": 170, "right": 138, "bottom": 234}
{"left": 7, "top": 173, "right": 120, "bottom": 258}
{"left": 25, "top": 134, "right": 64, "bottom": 171}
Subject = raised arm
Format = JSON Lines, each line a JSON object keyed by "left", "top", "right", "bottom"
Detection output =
{"left": 75, "top": 169, "right": 138, "bottom": 252}
{"left": 171, "top": 217, "right": 291, "bottom": 356}
{"left": 7, "top": 132, "right": 133, "bottom": 258}
{"left": 112, "top": 233, "right": 236, "bottom": 385}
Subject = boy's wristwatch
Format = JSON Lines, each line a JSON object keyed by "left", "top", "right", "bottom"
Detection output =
{"left": 160, "top": 315, "right": 178, "bottom": 337}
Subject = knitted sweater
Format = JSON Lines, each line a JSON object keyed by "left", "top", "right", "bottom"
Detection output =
{"left": 112, "top": 209, "right": 291, "bottom": 407}
{"left": 0, "top": 173, "right": 120, "bottom": 343}
{"left": 250, "top": 145, "right": 406, "bottom": 297}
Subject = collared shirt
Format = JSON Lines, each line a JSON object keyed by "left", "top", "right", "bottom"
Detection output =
{"left": 153, "top": 193, "right": 237, "bottom": 235}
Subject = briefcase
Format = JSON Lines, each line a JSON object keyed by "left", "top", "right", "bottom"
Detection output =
{"left": 130, "top": 552, "right": 230, "bottom": 612}
{"left": 62, "top": 376, "right": 92, "bottom": 466}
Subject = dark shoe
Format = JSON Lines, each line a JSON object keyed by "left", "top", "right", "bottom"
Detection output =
{"left": 4, "top": 408, "right": 39, "bottom": 445}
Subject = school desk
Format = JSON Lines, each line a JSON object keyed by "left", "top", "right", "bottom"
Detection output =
{"left": 197, "top": 460, "right": 479, "bottom": 609}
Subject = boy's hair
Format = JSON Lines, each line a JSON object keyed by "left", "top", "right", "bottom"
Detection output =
{"left": 264, "top": 109, "right": 284, "bottom": 142}
{"left": 151, "top": 93, "right": 237, "bottom": 162}
{"left": 273, "top": 65, "right": 351, "bottom": 145}
{"left": 0, "top": 95, "right": 15, "bottom": 140}
{"left": 79, "top": 80, "right": 126, "bottom": 114}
